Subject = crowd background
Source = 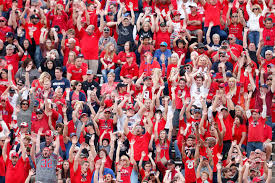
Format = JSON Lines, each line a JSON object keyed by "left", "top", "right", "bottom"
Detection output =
{"left": 0, "top": 0, "right": 274, "bottom": 182}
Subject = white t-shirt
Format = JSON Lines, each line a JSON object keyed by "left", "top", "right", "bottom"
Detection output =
{"left": 190, "top": 83, "right": 209, "bottom": 107}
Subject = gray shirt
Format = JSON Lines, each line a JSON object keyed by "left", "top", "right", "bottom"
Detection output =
{"left": 15, "top": 67, "right": 40, "bottom": 85}
{"left": 16, "top": 92, "right": 34, "bottom": 132}
{"left": 35, "top": 152, "right": 58, "bottom": 183}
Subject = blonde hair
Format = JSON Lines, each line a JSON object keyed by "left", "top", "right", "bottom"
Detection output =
{"left": 228, "top": 77, "right": 237, "bottom": 96}
{"left": 251, "top": 4, "right": 262, "bottom": 14}
{"left": 39, "top": 72, "right": 51, "bottom": 85}
{"left": 104, "top": 42, "right": 116, "bottom": 59}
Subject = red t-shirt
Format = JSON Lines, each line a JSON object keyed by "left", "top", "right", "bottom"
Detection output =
{"left": 127, "top": 131, "right": 151, "bottom": 161}
{"left": 204, "top": 2, "right": 222, "bottom": 27}
{"left": 120, "top": 62, "right": 139, "bottom": 78}
{"left": 94, "top": 155, "right": 112, "bottom": 169}
{"left": 79, "top": 28, "right": 101, "bottom": 60}
{"left": 232, "top": 124, "right": 247, "bottom": 145}
{"left": 118, "top": 163, "right": 134, "bottom": 183}
{"left": 187, "top": 13, "right": 203, "bottom": 31}
{"left": 24, "top": 22, "right": 43, "bottom": 45}
{"left": 154, "top": 30, "right": 172, "bottom": 49}
{"left": 229, "top": 23, "right": 243, "bottom": 41}
{"left": 248, "top": 116, "right": 265, "bottom": 142}
{"left": 97, "top": 119, "right": 114, "bottom": 137}
{"left": 155, "top": 139, "right": 170, "bottom": 160}
{"left": 100, "top": 50, "right": 118, "bottom": 70}
{"left": 263, "top": 27, "right": 275, "bottom": 46}
{"left": 263, "top": 124, "right": 272, "bottom": 142}
{"left": 67, "top": 64, "right": 87, "bottom": 82}
{"left": 5, "top": 157, "right": 26, "bottom": 183}
{"left": 5, "top": 53, "right": 20, "bottom": 73}
{"left": 184, "top": 157, "right": 196, "bottom": 183}
{"left": 71, "top": 165, "right": 92, "bottom": 183}
{"left": 0, "top": 26, "right": 12, "bottom": 42}
{"left": 200, "top": 143, "right": 223, "bottom": 172}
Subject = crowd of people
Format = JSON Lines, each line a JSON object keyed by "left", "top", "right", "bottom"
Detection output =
{"left": 0, "top": 0, "right": 274, "bottom": 182}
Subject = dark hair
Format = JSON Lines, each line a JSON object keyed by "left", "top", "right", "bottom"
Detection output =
{"left": 124, "top": 41, "right": 134, "bottom": 52}
{"left": 55, "top": 67, "right": 63, "bottom": 72}
{"left": 22, "top": 58, "right": 35, "bottom": 69}
{"left": 0, "top": 69, "right": 8, "bottom": 79}
{"left": 61, "top": 160, "right": 70, "bottom": 180}
{"left": 98, "top": 148, "right": 108, "bottom": 156}
{"left": 72, "top": 81, "right": 81, "bottom": 90}
{"left": 235, "top": 115, "right": 244, "bottom": 124}
{"left": 265, "top": 17, "right": 273, "bottom": 22}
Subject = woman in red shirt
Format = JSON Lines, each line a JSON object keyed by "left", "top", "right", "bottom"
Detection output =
{"left": 100, "top": 43, "right": 117, "bottom": 83}
{"left": 47, "top": 4, "right": 68, "bottom": 31}
{"left": 232, "top": 115, "right": 247, "bottom": 147}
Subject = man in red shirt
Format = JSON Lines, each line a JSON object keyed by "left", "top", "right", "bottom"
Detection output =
{"left": 120, "top": 53, "right": 139, "bottom": 82}
{"left": 2, "top": 135, "right": 27, "bottom": 183}
{"left": 77, "top": 10, "right": 104, "bottom": 74}
{"left": 124, "top": 116, "right": 153, "bottom": 162}
{"left": 260, "top": 18, "right": 275, "bottom": 57}
{"left": 186, "top": 3, "right": 203, "bottom": 43}
{"left": 228, "top": 34, "right": 243, "bottom": 58}
{"left": 0, "top": 17, "right": 12, "bottom": 42}
{"left": 4, "top": 42, "right": 24, "bottom": 73}
{"left": 139, "top": 52, "right": 161, "bottom": 77}
{"left": 67, "top": 54, "right": 88, "bottom": 82}
{"left": 246, "top": 93, "right": 267, "bottom": 157}
{"left": 199, "top": 0, "right": 227, "bottom": 41}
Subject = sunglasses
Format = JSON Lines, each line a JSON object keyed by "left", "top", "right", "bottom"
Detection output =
{"left": 0, "top": 20, "right": 5, "bottom": 22}
{"left": 228, "top": 38, "right": 233, "bottom": 40}
{"left": 17, "top": 83, "right": 23, "bottom": 86}
{"left": 22, "top": 103, "right": 29, "bottom": 105}
{"left": 267, "top": 78, "right": 272, "bottom": 81}
{"left": 232, "top": 16, "right": 238, "bottom": 17}
{"left": 253, "top": 8, "right": 259, "bottom": 11}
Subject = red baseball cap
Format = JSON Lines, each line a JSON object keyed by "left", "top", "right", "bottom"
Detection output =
{"left": 228, "top": 34, "right": 236, "bottom": 39}
{"left": 127, "top": 106, "right": 135, "bottom": 110}
{"left": 251, "top": 109, "right": 260, "bottom": 113}
{"left": 219, "top": 83, "right": 225, "bottom": 88}
{"left": 20, "top": 122, "right": 28, "bottom": 128}
{"left": 125, "top": 74, "right": 133, "bottom": 79}
{"left": 144, "top": 52, "right": 152, "bottom": 57}
{"left": 11, "top": 152, "right": 19, "bottom": 158}
{"left": 173, "top": 10, "right": 181, "bottom": 16}
{"left": 0, "top": 17, "right": 7, "bottom": 21}
{"left": 45, "top": 130, "right": 53, "bottom": 137}
{"left": 126, "top": 52, "right": 135, "bottom": 58}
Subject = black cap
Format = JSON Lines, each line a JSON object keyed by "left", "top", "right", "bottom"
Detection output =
{"left": 160, "top": 22, "right": 166, "bottom": 27}
{"left": 143, "top": 76, "right": 152, "bottom": 81}
{"left": 196, "top": 43, "right": 205, "bottom": 49}
{"left": 9, "top": 88, "right": 15, "bottom": 93}
{"left": 116, "top": 82, "right": 127, "bottom": 89}
{"left": 6, "top": 32, "right": 14, "bottom": 38}
{"left": 36, "top": 109, "right": 44, "bottom": 114}
{"left": 30, "top": 14, "right": 39, "bottom": 19}
{"left": 167, "top": 160, "right": 175, "bottom": 165}
{"left": 76, "top": 53, "right": 84, "bottom": 59}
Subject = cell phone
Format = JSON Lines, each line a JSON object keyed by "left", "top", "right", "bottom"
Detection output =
{"left": 221, "top": 46, "right": 227, "bottom": 49}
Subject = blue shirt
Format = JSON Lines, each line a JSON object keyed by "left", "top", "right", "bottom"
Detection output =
{"left": 153, "top": 49, "right": 172, "bottom": 68}
{"left": 51, "top": 78, "right": 71, "bottom": 92}
{"left": 91, "top": 168, "right": 116, "bottom": 183}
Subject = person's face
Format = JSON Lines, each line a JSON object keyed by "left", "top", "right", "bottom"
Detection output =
{"left": 6, "top": 47, "right": 14, "bottom": 55}
{"left": 11, "top": 156, "right": 19, "bottom": 165}
{"left": 234, "top": 117, "right": 240, "bottom": 125}
{"left": 109, "top": 5, "right": 116, "bottom": 13}
{"left": 178, "top": 80, "right": 186, "bottom": 88}
{"left": 248, "top": 43, "right": 256, "bottom": 51}
{"left": 160, "top": 25, "right": 167, "bottom": 32}
{"left": 159, "top": 130, "right": 166, "bottom": 139}
{"left": 265, "top": 52, "right": 272, "bottom": 60}
{"left": 224, "top": 169, "right": 233, "bottom": 178}
{"left": 135, "top": 125, "right": 143, "bottom": 135}
{"left": 194, "top": 112, "right": 201, "bottom": 119}
{"left": 104, "top": 174, "right": 113, "bottom": 181}
{"left": 42, "top": 148, "right": 50, "bottom": 157}
{"left": 82, "top": 162, "right": 89, "bottom": 172}
{"left": 68, "top": 52, "right": 75, "bottom": 60}
{"left": 47, "top": 61, "right": 54, "bottom": 69}
{"left": 109, "top": 44, "right": 115, "bottom": 51}
{"left": 86, "top": 25, "right": 95, "bottom": 34}
{"left": 220, "top": 54, "right": 228, "bottom": 62}
{"left": 144, "top": 163, "right": 152, "bottom": 171}
{"left": 143, "top": 38, "right": 149, "bottom": 45}
{"left": 160, "top": 46, "right": 166, "bottom": 52}
{"left": 76, "top": 83, "right": 82, "bottom": 91}
{"left": 63, "top": 161, "right": 69, "bottom": 170}
{"left": 21, "top": 101, "right": 29, "bottom": 110}
{"left": 186, "top": 138, "right": 193, "bottom": 146}
{"left": 228, "top": 37, "right": 236, "bottom": 44}
{"left": 87, "top": 74, "right": 93, "bottom": 80}
{"left": 107, "top": 74, "right": 115, "bottom": 82}
{"left": 143, "top": 23, "right": 150, "bottom": 31}
{"left": 190, "top": 6, "right": 197, "bottom": 13}
{"left": 213, "top": 35, "right": 220, "bottom": 43}
{"left": 104, "top": 111, "right": 111, "bottom": 119}
{"left": 167, "top": 163, "right": 175, "bottom": 170}
{"left": 36, "top": 112, "right": 44, "bottom": 119}
{"left": 75, "top": 58, "right": 82, "bottom": 67}
{"left": 43, "top": 81, "right": 51, "bottom": 90}
{"left": 228, "top": 80, "right": 235, "bottom": 88}
{"left": 1, "top": 71, "right": 7, "bottom": 79}
{"left": 196, "top": 78, "right": 203, "bottom": 86}
{"left": 0, "top": 20, "right": 6, "bottom": 27}
{"left": 122, "top": 18, "right": 130, "bottom": 26}
{"left": 56, "top": 89, "right": 63, "bottom": 97}
{"left": 124, "top": 42, "right": 130, "bottom": 51}
{"left": 99, "top": 150, "right": 106, "bottom": 158}
{"left": 23, "top": 40, "right": 29, "bottom": 49}
{"left": 266, "top": 76, "right": 272, "bottom": 85}
{"left": 31, "top": 17, "right": 40, "bottom": 24}
{"left": 252, "top": 7, "right": 259, "bottom": 13}
{"left": 55, "top": 69, "right": 62, "bottom": 79}
{"left": 120, "top": 157, "right": 129, "bottom": 166}
{"left": 231, "top": 13, "right": 238, "bottom": 22}
{"left": 252, "top": 112, "right": 259, "bottom": 120}
{"left": 201, "top": 172, "right": 209, "bottom": 181}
